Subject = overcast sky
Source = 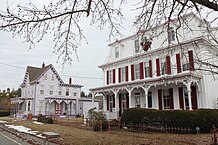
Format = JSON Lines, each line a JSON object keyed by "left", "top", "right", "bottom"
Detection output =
{"left": 0, "top": 0, "right": 138, "bottom": 93}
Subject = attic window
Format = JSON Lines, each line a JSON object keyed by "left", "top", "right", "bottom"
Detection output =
{"left": 115, "top": 47, "right": 119, "bottom": 58}
{"left": 51, "top": 74, "right": 54, "bottom": 81}
{"left": 135, "top": 39, "right": 139, "bottom": 53}
{"left": 168, "top": 27, "right": 175, "bottom": 43}
{"left": 44, "top": 73, "right": 47, "bottom": 80}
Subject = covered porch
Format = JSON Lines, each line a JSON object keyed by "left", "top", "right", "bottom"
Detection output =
{"left": 90, "top": 72, "right": 205, "bottom": 120}
{"left": 44, "top": 97, "right": 78, "bottom": 116}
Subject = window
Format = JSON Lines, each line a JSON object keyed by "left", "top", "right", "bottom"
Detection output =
{"left": 144, "top": 62, "right": 150, "bottom": 78}
{"left": 163, "top": 90, "right": 170, "bottom": 109}
{"left": 58, "top": 87, "right": 62, "bottom": 95}
{"left": 109, "top": 70, "right": 113, "bottom": 84}
{"left": 135, "top": 39, "right": 139, "bottom": 53}
{"left": 109, "top": 96, "right": 114, "bottom": 112}
{"left": 51, "top": 74, "right": 54, "bottom": 81}
{"left": 27, "top": 101, "right": 31, "bottom": 111}
{"left": 161, "top": 59, "right": 166, "bottom": 75}
{"left": 135, "top": 93, "right": 140, "bottom": 108}
{"left": 182, "top": 53, "right": 189, "bottom": 71}
{"left": 74, "top": 92, "right": 77, "bottom": 96}
{"left": 39, "top": 85, "right": 44, "bottom": 95}
{"left": 66, "top": 88, "right": 69, "bottom": 96}
{"left": 148, "top": 92, "right": 152, "bottom": 108}
{"left": 49, "top": 85, "right": 53, "bottom": 95}
{"left": 168, "top": 27, "right": 175, "bottom": 42}
{"left": 134, "top": 64, "right": 140, "bottom": 80}
{"left": 121, "top": 67, "right": 126, "bottom": 82}
{"left": 115, "top": 47, "right": 119, "bottom": 58}
{"left": 44, "top": 73, "right": 47, "bottom": 80}
{"left": 184, "top": 87, "right": 189, "bottom": 110}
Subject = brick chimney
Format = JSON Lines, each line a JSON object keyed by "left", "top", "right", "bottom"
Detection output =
{"left": 42, "top": 62, "right": 45, "bottom": 68}
{"left": 69, "top": 77, "right": 72, "bottom": 84}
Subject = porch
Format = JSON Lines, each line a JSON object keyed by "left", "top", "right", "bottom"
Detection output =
{"left": 90, "top": 72, "right": 205, "bottom": 120}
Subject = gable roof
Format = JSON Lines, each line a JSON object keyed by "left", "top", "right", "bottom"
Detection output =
{"left": 21, "top": 64, "right": 64, "bottom": 86}
{"left": 27, "top": 65, "right": 50, "bottom": 82}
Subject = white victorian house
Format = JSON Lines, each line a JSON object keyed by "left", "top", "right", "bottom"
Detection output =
{"left": 11, "top": 63, "right": 99, "bottom": 117}
{"left": 90, "top": 13, "right": 218, "bottom": 120}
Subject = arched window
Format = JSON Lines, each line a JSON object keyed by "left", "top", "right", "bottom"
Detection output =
{"left": 28, "top": 101, "right": 31, "bottom": 111}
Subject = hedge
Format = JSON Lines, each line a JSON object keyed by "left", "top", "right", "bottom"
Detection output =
{"left": 37, "top": 114, "right": 53, "bottom": 124}
{"left": 121, "top": 108, "right": 218, "bottom": 133}
{"left": 0, "top": 110, "right": 10, "bottom": 117}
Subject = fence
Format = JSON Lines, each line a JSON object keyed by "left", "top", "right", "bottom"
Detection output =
{"left": 52, "top": 116, "right": 194, "bottom": 134}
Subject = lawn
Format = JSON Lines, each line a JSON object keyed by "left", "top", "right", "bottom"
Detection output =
{"left": 8, "top": 119, "right": 213, "bottom": 145}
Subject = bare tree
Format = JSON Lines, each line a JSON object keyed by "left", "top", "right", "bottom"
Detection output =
{"left": 0, "top": 0, "right": 218, "bottom": 72}
{"left": 0, "top": 0, "right": 124, "bottom": 64}
{"left": 133, "top": 0, "right": 218, "bottom": 76}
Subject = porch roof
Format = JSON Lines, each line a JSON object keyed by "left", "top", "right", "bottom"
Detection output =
{"left": 89, "top": 71, "right": 202, "bottom": 93}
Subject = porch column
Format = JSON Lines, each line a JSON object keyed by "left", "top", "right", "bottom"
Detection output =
{"left": 127, "top": 86, "right": 133, "bottom": 108}
{"left": 188, "top": 89, "right": 192, "bottom": 110}
{"left": 102, "top": 94, "right": 107, "bottom": 112}
{"left": 91, "top": 92, "right": 95, "bottom": 108}
{"left": 184, "top": 80, "right": 192, "bottom": 110}
{"left": 114, "top": 93, "right": 119, "bottom": 112}
{"left": 142, "top": 86, "right": 150, "bottom": 109}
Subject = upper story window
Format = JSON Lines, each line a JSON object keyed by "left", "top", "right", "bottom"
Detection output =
{"left": 39, "top": 85, "right": 44, "bottom": 95}
{"left": 144, "top": 62, "right": 151, "bottom": 78}
{"left": 66, "top": 88, "right": 69, "bottom": 96}
{"left": 58, "top": 87, "right": 62, "bottom": 95}
{"left": 134, "top": 64, "right": 140, "bottom": 80}
{"left": 49, "top": 85, "right": 53, "bottom": 95}
{"left": 44, "top": 73, "right": 47, "bottom": 80}
{"left": 74, "top": 92, "right": 77, "bottom": 96}
{"left": 121, "top": 67, "right": 126, "bottom": 82}
{"left": 182, "top": 52, "right": 189, "bottom": 71}
{"left": 51, "top": 74, "right": 54, "bottom": 81}
{"left": 109, "top": 70, "right": 113, "bottom": 84}
{"left": 161, "top": 58, "right": 166, "bottom": 75}
{"left": 135, "top": 39, "right": 140, "bottom": 53}
{"left": 168, "top": 27, "right": 175, "bottom": 43}
{"left": 115, "top": 47, "right": 119, "bottom": 58}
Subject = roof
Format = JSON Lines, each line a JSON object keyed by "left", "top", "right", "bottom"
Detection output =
{"left": 27, "top": 65, "right": 50, "bottom": 82}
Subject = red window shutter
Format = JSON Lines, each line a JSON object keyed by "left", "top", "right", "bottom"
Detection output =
{"left": 118, "top": 68, "right": 121, "bottom": 83}
{"left": 188, "top": 50, "right": 194, "bottom": 71}
{"left": 131, "top": 64, "right": 135, "bottom": 81}
{"left": 119, "top": 94, "right": 122, "bottom": 116}
{"left": 169, "top": 88, "right": 174, "bottom": 109}
{"left": 191, "top": 86, "right": 198, "bottom": 110}
{"left": 113, "top": 69, "right": 116, "bottom": 84}
{"left": 139, "top": 62, "right": 144, "bottom": 79}
{"left": 106, "top": 71, "right": 109, "bottom": 85}
{"left": 107, "top": 95, "right": 109, "bottom": 111}
{"left": 149, "top": 60, "right": 152, "bottom": 77}
{"left": 126, "top": 93, "right": 129, "bottom": 109}
{"left": 156, "top": 58, "right": 160, "bottom": 76}
{"left": 158, "top": 89, "right": 162, "bottom": 110}
{"left": 125, "top": 66, "right": 129, "bottom": 82}
{"left": 166, "top": 56, "right": 171, "bottom": 74}
{"left": 176, "top": 53, "right": 181, "bottom": 73}
{"left": 178, "top": 87, "right": 184, "bottom": 110}
{"left": 113, "top": 95, "right": 115, "bottom": 108}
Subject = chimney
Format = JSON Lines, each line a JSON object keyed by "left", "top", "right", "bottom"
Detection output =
{"left": 69, "top": 77, "right": 72, "bottom": 84}
{"left": 42, "top": 62, "right": 45, "bottom": 68}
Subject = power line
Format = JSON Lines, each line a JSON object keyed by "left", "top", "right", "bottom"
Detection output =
{"left": 0, "top": 62, "right": 103, "bottom": 80}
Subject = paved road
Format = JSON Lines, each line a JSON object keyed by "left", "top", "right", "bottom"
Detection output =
{"left": 0, "top": 132, "right": 21, "bottom": 145}
{"left": 0, "top": 124, "right": 58, "bottom": 145}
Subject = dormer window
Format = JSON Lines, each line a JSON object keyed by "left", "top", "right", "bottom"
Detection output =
{"left": 168, "top": 27, "right": 175, "bottom": 43}
{"left": 115, "top": 47, "right": 119, "bottom": 58}
{"left": 135, "top": 39, "right": 139, "bottom": 53}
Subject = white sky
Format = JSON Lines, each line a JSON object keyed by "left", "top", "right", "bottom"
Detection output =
{"left": 0, "top": 0, "right": 138, "bottom": 93}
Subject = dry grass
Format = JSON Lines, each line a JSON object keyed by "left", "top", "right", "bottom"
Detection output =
{"left": 10, "top": 120, "right": 214, "bottom": 145}
{"left": 0, "top": 116, "right": 22, "bottom": 122}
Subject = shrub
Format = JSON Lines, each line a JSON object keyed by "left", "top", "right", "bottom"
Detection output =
{"left": 121, "top": 108, "right": 218, "bottom": 133}
{"left": 0, "top": 110, "right": 10, "bottom": 117}
{"left": 37, "top": 114, "right": 53, "bottom": 124}
{"left": 88, "top": 108, "right": 108, "bottom": 131}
